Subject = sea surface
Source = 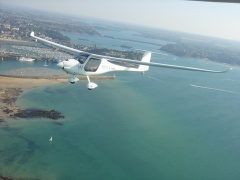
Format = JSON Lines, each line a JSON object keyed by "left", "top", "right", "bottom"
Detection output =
{"left": 1, "top": 25, "right": 240, "bottom": 179}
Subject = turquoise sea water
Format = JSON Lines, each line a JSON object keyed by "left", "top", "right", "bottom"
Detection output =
{"left": 1, "top": 28, "right": 240, "bottom": 179}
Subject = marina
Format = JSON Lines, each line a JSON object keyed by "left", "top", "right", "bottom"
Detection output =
{"left": 0, "top": 41, "right": 73, "bottom": 62}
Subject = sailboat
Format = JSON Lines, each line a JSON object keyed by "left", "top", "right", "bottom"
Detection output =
{"left": 44, "top": 60, "right": 48, "bottom": 67}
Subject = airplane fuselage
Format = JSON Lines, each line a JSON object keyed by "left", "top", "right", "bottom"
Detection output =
{"left": 57, "top": 53, "right": 144, "bottom": 76}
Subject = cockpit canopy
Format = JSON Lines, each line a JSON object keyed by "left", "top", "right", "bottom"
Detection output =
{"left": 74, "top": 53, "right": 102, "bottom": 72}
{"left": 74, "top": 53, "right": 90, "bottom": 64}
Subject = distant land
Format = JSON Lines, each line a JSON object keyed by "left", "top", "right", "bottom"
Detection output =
{"left": 160, "top": 43, "right": 240, "bottom": 66}
{"left": 1, "top": 4, "right": 240, "bottom": 66}
{"left": 136, "top": 31, "right": 240, "bottom": 66}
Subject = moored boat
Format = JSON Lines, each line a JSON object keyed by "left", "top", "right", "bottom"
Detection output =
{"left": 19, "top": 57, "right": 35, "bottom": 62}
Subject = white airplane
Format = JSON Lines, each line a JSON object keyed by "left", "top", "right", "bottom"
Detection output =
{"left": 30, "top": 32, "right": 230, "bottom": 90}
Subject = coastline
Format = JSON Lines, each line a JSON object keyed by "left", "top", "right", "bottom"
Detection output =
{"left": 0, "top": 70, "right": 114, "bottom": 121}
{"left": 0, "top": 174, "right": 13, "bottom": 180}
{"left": 0, "top": 73, "right": 112, "bottom": 179}
{"left": 0, "top": 38, "right": 35, "bottom": 44}
{"left": 0, "top": 76, "right": 67, "bottom": 120}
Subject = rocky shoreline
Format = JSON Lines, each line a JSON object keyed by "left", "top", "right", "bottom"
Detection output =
{"left": 0, "top": 71, "right": 114, "bottom": 122}
{"left": 12, "top": 109, "right": 64, "bottom": 120}
{"left": 0, "top": 75, "right": 70, "bottom": 125}
{"left": 0, "top": 87, "right": 64, "bottom": 122}
{"left": 0, "top": 77, "right": 66, "bottom": 180}
{"left": 0, "top": 175, "right": 13, "bottom": 180}
{"left": 0, "top": 87, "right": 23, "bottom": 121}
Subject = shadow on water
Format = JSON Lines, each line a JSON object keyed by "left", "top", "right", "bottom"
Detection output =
{"left": 55, "top": 89, "right": 68, "bottom": 94}
{"left": 0, "top": 119, "right": 8, "bottom": 127}
{"left": 17, "top": 135, "right": 40, "bottom": 165}
{"left": 1, "top": 126, "right": 39, "bottom": 166}
{"left": 44, "top": 88, "right": 68, "bottom": 94}
{"left": 44, "top": 88, "right": 54, "bottom": 94}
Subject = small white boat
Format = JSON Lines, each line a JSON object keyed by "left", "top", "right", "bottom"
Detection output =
{"left": 44, "top": 60, "right": 48, "bottom": 67}
{"left": 19, "top": 57, "right": 35, "bottom": 62}
{"left": 49, "top": 136, "right": 53, "bottom": 142}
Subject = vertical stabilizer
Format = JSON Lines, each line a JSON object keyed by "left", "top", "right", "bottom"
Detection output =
{"left": 138, "top": 51, "right": 151, "bottom": 71}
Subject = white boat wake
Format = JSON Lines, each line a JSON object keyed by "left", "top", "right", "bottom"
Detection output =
{"left": 190, "top": 84, "right": 240, "bottom": 95}
{"left": 147, "top": 76, "right": 165, "bottom": 83}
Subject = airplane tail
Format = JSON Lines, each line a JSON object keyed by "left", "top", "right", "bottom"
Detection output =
{"left": 138, "top": 51, "right": 151, "bottom": 71}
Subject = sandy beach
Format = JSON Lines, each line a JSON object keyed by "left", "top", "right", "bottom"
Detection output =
{"left": 0, "top": 76, "right": 67, "bottom": 120}
{"left": 0, "top": 67, "right": 114, "bottom": 120}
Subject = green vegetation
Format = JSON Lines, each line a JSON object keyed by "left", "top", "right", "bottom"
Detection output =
{"left": 137, "top": 30, "right": 240, "bottom": 66}
{"left": 161, "top": 43, "right": 240, "bottom": 66}
{"left": 42, "top": 30, "right": 70, "bottom": 43}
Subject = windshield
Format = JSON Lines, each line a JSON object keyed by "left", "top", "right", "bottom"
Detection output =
{"left": 84, "top": 58, "right": 101, "bottom": 72}
{"left": 74, "top": 53, "right": 90, "bottom": 64}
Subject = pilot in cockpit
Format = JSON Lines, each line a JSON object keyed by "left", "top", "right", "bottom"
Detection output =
{"left": 76, "top": 54, "right": 89, "bottom": 64}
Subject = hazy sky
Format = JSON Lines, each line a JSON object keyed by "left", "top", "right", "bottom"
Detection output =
{"left": 1, "top": 0, "right": 240, "bottom": 41}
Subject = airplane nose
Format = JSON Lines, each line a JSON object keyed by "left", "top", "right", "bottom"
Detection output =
{"left": 57, "top": 61, "right": 64, "bottom": 68}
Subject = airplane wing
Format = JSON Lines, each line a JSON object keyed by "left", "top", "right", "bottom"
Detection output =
{"left": 30, "top": 32, "right": 82, "bottom": 54}
{"left": 106, "top": 58, "right": 231, "bottom": 73}
{"left": 30, "top": 32, "right": 231, "bottom": 73}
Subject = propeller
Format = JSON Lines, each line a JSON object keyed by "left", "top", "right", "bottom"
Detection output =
{"left": 57, "top": 60, "right": 64, "bottom": 69}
